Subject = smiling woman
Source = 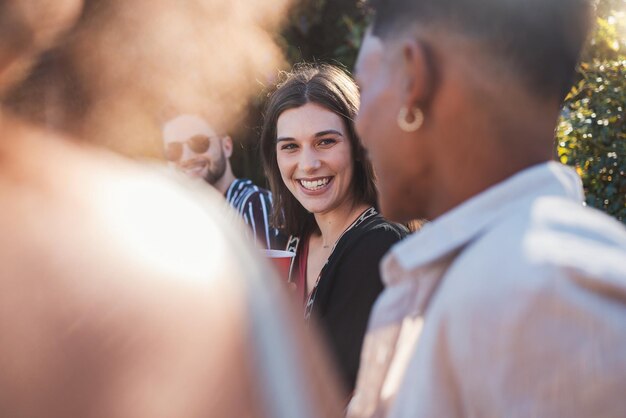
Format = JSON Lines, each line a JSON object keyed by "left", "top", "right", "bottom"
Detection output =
{"left": 260, "top": 64, "right": 408, "bottom": 396}
{"left": 276, "top": 103, "right": 356, "bottom": 217}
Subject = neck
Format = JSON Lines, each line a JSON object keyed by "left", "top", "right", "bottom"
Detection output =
{"left": 430, "top": 120, "right": 556, "bottom": 219}
{"left": 313, "top": 201, "right": 370, "bottom": 248}
{"left": 213, "top": 164, "right": 237, "bottom": 195}
{"left": 426, "top": 72, "right": 560, "bottom": 219}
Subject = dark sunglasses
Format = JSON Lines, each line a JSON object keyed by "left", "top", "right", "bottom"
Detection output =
{"left": 164, "top": 135, "right": 212, "bottom": 161}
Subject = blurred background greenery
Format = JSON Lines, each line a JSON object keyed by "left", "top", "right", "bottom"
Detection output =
{"left": 236, "top": 0, "right": 625, "bottom": 224}
{"left": 557, "top": 0, "right": 626, "bottom": 223}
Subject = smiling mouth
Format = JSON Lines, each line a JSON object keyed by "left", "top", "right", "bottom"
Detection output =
{"left": 299, "top": 177, "right": 332, "bottom": 191}
{"left": 181, "top": 160, "right": 206, "bottom": 170}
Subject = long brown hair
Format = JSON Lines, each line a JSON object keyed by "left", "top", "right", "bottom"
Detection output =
{"left": 261, "top": 63, "right": 377, "bottom": 237}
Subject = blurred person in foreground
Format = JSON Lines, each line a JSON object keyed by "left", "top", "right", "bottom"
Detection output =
{"left": 0, "top": 0, "right": 342, "bottom": 417}
{"left": 348, "top": 0, "right": 626, "bottom": 417}
{"left": 260, "top": 64, "right": 407, "bottom": 396}
{"left": 163, "top": 114, "right": 285, "bottom": 249}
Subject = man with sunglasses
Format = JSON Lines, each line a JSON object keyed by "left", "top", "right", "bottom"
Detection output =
{"left": 163, "top": 114, "right": 284, "bottom": 249}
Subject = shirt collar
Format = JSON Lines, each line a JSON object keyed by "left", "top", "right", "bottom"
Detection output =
{"left": 388, "top": 162, "right": 585, "bottom": 273}
{"left": 224, "top": 178, "right": 245, "bottom": 199}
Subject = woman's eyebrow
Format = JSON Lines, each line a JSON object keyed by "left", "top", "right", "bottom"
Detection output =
{"left": 276, "top": 136, "right": 295, "bottom": 142}
{"left": 276, "top": 130, "right": 343, "bottom": 142}
{"left": 315, "top": 130, "right": 343, "bottom": 138}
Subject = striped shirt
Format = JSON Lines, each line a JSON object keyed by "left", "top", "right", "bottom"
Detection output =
{"left": 225, "top": 178, "right": 285, "bottom": 249}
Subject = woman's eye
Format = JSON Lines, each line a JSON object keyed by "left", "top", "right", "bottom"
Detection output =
{"left": 318, "top": 138, "right": 337, "bottom": 146}
{"left": 279, "top": 143, "right": 297, "bottom": 151}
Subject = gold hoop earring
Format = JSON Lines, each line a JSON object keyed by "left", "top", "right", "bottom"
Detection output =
{"left": 397, "top": 107, "right": 424, "bottom": 133}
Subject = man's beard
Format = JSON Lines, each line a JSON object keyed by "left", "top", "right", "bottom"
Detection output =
{"left": 204, "top": 150, "right": 227, "bottom": 185}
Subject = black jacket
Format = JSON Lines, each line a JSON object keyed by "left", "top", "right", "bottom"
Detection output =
{"left": 289, "top": 208, "right": 408, "bottom": 392}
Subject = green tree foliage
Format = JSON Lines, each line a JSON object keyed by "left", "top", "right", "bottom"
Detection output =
{"left": 557, "top": 0, "right": 626, "bottom": 223}
{"left": 280, "top": 0, "right": 369, "bottom": 69}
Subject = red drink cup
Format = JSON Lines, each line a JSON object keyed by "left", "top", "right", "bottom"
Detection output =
{"left": 261, "top": 249, "right": 295, "bottom": 282}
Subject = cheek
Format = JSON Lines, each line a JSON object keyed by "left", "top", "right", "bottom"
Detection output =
{"left": 344, "top": 155, "right": 356, "bottom": 181}
{"left": 276, "top": 154, "right": 293, "bottom": 182}
{"left": 356, "top": 92, "right": 383, "bottom": 143}
{"left": 376, "top": 172, "right": 408, "bottom": 221}
{"left": 334, "top": 149, "right": 356, "bottom": 186}
{"left": 209, "top": 147, "right": 223, "bottom": 161}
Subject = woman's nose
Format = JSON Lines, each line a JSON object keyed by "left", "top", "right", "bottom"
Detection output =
{"left": 299, "top": 148, "right": 321, "bottom": 171}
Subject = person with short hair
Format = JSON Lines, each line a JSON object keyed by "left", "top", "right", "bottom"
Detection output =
{"left": 163, "top": 114, "right": 285, "bottom": 249}
{"left": 261, "top": 64, "right": 408, "bottom": 395}
{"left": 348, "top": 0, "right": 626, "bottom": 416}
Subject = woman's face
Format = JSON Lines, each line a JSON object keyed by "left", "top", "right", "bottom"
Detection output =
{"left": 275, "top": 102, "right": 355, "bottom": 216}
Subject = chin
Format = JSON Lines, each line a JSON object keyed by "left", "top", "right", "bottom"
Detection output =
{"left": 379, "top": 204, "right": 405, "bottom": 223}
{"left": 301, "top": 204, "right": 327, "bottom": 215}
{"left": 379, "top": 194, "right": 414, "bottom": 224}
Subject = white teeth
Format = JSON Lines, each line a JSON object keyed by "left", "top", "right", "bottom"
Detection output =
{"left": 300, "top": 178, "right": 330, "bottom": 191}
